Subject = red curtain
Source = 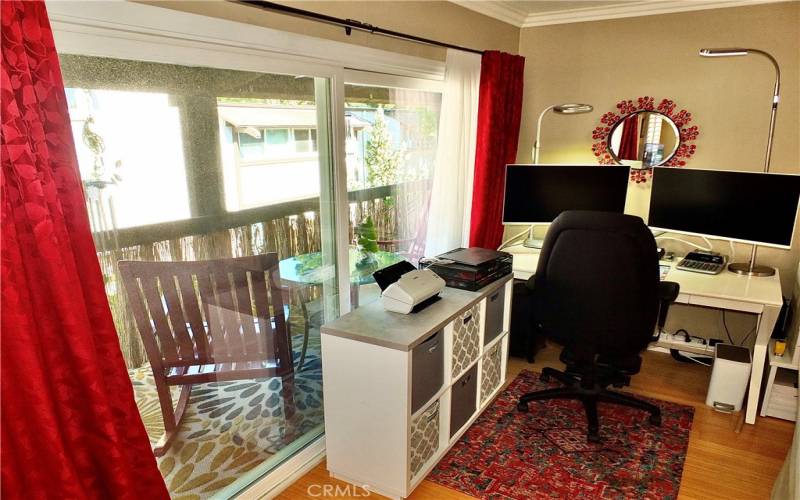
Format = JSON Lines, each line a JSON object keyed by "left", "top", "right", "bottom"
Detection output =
{"left": 1, "top": 2, "right": 169, "bottom": 498}
{"left": 618, "top": 114, "right": 639, "bottom": 160}
{"left": 469, "top": 51, "right": 525, "bottom": 249}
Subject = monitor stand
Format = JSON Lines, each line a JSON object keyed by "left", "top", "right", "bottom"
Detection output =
{"left": 728, "top": 262, "right": 775, "bottom": 277}
{"left": 728, "top": 246, "right": 775, "bottom": 277}
{"left": 522, "top": 237, "right": 544, "bottom": 249}
{"left": 522, "top": 224, "right": 545, "bottom": 249}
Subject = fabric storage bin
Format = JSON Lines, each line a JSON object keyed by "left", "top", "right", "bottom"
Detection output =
{"left": 481, "top": 341, "right": 503, "bottom": 404}
{"left": 483, "top": 286, "right": 506, "bottom": 346}
{"left": 451, "top": 302, "right": 481, "bottom": 377}
{"left": 411, "top": 329, "right": 444, "bottom": 414}
{"left": 410, "top": 399, "right": 440, "bottom": 477}
{"left": 450, "top": 364, "right": 478, "bottom": 437}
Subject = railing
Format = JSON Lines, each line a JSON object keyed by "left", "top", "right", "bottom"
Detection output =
{"left": 93, "top": 181, "right": 430, "bottom": 368}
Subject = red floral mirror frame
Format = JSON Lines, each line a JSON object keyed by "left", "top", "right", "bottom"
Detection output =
{"left": 591, "top": 96, "right": 699, "bottom": 183}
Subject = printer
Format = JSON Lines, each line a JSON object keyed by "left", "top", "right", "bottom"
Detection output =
{"left": 373, "top": 261, "right": 445, "bottom": 314}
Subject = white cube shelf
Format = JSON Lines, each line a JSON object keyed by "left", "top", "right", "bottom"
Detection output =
{"left": 321, "top": 276, "right": 513, "bottom": 499}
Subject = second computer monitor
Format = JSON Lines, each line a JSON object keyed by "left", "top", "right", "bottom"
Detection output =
{"left": 649, "top": 167, "right": 800, "bottom": 248}
{"left": 502, "top": 164, "right": 631, "bottom": 224}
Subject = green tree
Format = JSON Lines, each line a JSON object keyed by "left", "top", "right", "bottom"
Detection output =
{"left": 365, "top": 106, "right": 401, "bottom": 187}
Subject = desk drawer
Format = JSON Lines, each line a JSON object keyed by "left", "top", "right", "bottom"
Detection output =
{"left": 411, "top": 330, "right": 444, "bottom": 414}
{"left": 484, "top": 286, "right": 506, "bottom": 346}
{"left": 688, "top": 295, "right": 763, "bottom": 314}
{"left": 410, "top": 399, "right": 440, "bottom": 477}
{"left": 450, "top": 364, "right": 478, "bottom": 437}
{"left": 481, "top": 342, "right": 503, "bottom": 405}
{"left": 452, "top": 303, "right": 481, "bottom": 377}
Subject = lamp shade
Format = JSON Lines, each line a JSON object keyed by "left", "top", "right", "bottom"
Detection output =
{"left": 553, "top": 103, "right": 593, "bottom": 114}
{"left": 699, "top": 48, "right": 749, "bottom": 57}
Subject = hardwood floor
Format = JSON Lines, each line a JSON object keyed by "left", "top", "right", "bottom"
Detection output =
{"left": 277, "top": 344, "right": 794, "bottom": 499}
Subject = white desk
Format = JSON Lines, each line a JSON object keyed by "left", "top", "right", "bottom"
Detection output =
{"left": 506, "top": 244, "right": 784, "bottom": 425}
{"left": 506, "top": 244, "right": 539, "bottom": 280}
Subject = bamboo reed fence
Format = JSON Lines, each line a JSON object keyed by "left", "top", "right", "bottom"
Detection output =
{"left": 93, "top": 182, "right": 429, "bottom": 368}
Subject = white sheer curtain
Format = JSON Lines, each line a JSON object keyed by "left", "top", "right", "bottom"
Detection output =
{"left": 424, "top": 49, "right": 481, "bottom": 257}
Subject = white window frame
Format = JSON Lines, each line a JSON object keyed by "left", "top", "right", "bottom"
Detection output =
{"left": 47, "top": 1, "right": 445, "bottom": 496}
{"left": 48, "top": 0, "right": 444, "bottom": 314}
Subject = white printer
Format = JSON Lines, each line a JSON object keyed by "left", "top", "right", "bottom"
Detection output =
{"left": 375, "top": 263, "right": 445, "bottom": 314}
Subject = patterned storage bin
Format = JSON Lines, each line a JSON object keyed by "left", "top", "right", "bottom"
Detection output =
{"left": 410, "top": 399, "right": 440, "bottom": 477}
{"left": 451, "top": 302, "right": 481, "bottom": 377}
{"left": 481, "top": 342, "right": 502, "bottom": 404}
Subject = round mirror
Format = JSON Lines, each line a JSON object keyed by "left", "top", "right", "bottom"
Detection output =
{"left": 606, "top": 111, "right": 680, "bottom": 168}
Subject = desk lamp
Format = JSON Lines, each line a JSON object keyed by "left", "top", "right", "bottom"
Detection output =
{"left": 699, "top": 47, "right": 780, "bottom": 277}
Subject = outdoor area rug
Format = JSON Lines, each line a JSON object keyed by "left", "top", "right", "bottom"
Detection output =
{"left": 428, "top": 370, "right": 694, "bottom": 500}
{"left": 129, "top": 327, "right": 324, "bottom": 500}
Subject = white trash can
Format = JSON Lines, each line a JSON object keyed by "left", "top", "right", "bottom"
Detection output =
{"left": 706, "top": 343, "right": 752, "bottom": 413}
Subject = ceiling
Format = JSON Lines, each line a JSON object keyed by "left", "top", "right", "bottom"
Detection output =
{"left": 451, "top": 0, "right": 793, "bottom": 27}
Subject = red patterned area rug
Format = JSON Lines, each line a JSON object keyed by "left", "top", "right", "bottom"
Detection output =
{"left": 429, "top": 370, "right": 694, "bottom": 500}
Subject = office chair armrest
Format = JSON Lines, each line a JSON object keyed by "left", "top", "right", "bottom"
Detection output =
{"left": 525, "top": 275, "right": 536, "bottom": 293}
{"left": 659, "top": 281, "right": 679, "bottom": 303}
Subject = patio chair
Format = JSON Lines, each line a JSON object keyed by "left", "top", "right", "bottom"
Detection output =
{"left": 282, "top": 283, "right": 312, "bottom": 371}
{"left": 118, "top": 254, "right": 295, "bottom": 457}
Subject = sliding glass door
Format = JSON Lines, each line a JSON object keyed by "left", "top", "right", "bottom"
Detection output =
{"left": 60, "top": 54, "right": 340, "bottom": 498}
{"left": 343, "top": 76, "right": 443, "bottom": 310}
{"left": 51, "top": 2, "right": 448, "bottom": 494}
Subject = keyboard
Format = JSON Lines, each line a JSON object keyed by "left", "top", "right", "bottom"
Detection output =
{"left": 676, "top": 251, "right": 726, "bottom": 275}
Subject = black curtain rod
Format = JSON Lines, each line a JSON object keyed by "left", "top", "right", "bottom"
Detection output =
{"left": 234, "top": 0, "right": 484, "bottom": 55}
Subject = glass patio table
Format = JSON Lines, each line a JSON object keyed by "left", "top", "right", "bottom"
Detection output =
{"left": 279, "top": 247, "right": 405, "bottom": 309}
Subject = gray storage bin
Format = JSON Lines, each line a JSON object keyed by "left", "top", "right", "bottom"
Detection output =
{"left": 481, "top": 342, "right": 502, "bottom": 404}
{"left": 449, "top": 364, "right": 478, "bottom": 437}
{"left": 411, "top": 329, "right": 444, "bottom": 414}
{"left": 452, "top": 303, "right": 481, "bottom": 377}
{"left": 484, "top": 285, "right": 506, "bottom": 346}
{"left": 410, "top": 399, "right": 440, "bottom": 477}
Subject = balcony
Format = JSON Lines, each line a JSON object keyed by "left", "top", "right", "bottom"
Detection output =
{"left": 87, "top": 180, "right": 428, "bottom": 496}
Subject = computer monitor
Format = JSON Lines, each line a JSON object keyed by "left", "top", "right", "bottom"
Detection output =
{"left": 648, "top": 167, "right": 800, "bottom": 249}
{"left": 502, "top": 164, "right": 631, "bottom": 224}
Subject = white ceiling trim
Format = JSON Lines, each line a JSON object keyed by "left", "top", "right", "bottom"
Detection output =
{"left": 452, "top": 1, "right": 529, "bottom": 26}
{"left": 454, "top": 0, "right": 794, "bottom": 28}
{"left": 452, "top": 1, "right": 530, "bottom": 26}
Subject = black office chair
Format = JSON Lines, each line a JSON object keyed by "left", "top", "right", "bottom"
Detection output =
{"left": 517, "top": 210, "right": 679, "bottom": 442}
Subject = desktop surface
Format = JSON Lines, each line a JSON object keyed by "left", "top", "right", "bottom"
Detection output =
{"left": 505, "top": 244, "right": 783, "bottom": 307}
{"left": 659, "top": 259, "right": 782, "bottom": 306}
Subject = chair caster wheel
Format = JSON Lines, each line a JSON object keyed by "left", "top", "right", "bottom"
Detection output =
{"left": 649, "top": 414, "right": 662, "bottom": 426}
{"left": 517, "top": 402, "right": 529, "bottom": 412}
{"left": 587, "top": 432, "right": 601, "bottom": 443}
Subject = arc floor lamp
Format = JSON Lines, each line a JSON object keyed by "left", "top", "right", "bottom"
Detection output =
{"left": 532, "top": 103, "right": 594, "bottom": 163}
{"left": 699, "top": 48, "right": 780, "bottom": 277}
{"left": 523, "top": 103, "right": 594, "bottom": 248}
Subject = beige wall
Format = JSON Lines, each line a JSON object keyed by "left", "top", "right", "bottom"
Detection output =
{"left": 141, "top": 0, "right": 799, "bottom": 341}
{"left": 516, "top": 2, "right": 800, "bottom": 341}
{"left": 139, "top": 1, "right": 519, "bottom": 59}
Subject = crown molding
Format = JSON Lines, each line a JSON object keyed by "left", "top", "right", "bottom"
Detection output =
{"left": 453, "top": 0, "right": 794, "bottom": 28}
{"left": 522, "top": 0, "right": 794, "bottom": 27}
{"left": 451, "top": 1, "right": 529, "bottom": 27}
